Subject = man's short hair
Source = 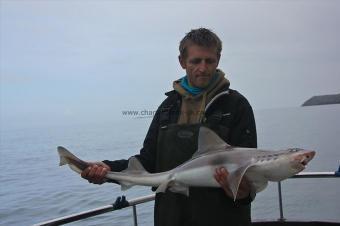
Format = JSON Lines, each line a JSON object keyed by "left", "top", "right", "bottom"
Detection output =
{"left": 179, "top": 28, "right": 222, "bottom": 59}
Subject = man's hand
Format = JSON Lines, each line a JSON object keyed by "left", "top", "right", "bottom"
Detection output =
{"left": 81, "top": 162, "right": 111, "bottom": 185}
{"left": 214, "top": 167, "right": 251, "bottom": 200}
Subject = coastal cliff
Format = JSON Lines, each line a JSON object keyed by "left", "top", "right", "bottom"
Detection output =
{"left": 302, "top": 93, "right": 340, "bottom": 106}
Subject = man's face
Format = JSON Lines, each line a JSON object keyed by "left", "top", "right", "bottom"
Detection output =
{"left": 179, "top": 45, "right": 220, "bottom": 88}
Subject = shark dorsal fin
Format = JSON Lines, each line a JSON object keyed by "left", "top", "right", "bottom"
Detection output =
{"left": 122, "top": 157, "right": 148, "bottom": 174}
{"left": 192, "top": 127, "right": 231, "bottom": 158}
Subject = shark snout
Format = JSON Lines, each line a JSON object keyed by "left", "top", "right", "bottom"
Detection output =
{"left": 294, "top": 150, "right": 316, "bottom": 166}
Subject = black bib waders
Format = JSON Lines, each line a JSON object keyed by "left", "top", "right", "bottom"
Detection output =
{"left": 154, "top": 123, "right": 251, "bottom": 226}
{"left": 104, "top": 89, "right": 256, "bottom": 226}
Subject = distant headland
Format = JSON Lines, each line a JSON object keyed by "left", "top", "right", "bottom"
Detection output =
{"left": 302, "top": 93, "right": 340, "bottom": 106}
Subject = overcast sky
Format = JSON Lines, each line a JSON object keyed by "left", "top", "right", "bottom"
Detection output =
{"left": 1, "top": 0, "right": 339, "bottom": 129}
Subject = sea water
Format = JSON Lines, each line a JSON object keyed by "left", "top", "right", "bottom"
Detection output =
{"left": 1, "top": 105, "right": 339, "bottom": 226}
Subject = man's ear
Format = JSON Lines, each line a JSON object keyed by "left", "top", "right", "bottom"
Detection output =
{"left": 216, "top": 54, "right": 221, "bottom": 66}
{"left": 178, "top": 55, "right": 186, "bottom": 69}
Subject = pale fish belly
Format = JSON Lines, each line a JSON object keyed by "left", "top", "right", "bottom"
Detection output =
{"left": 174, "top": 166, "right": 220, "bottom": 187}
{"left": 246, "top": 160, "right": 296, "bottom": 182}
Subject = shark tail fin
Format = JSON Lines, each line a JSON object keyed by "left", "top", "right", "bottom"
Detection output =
{"left": 57, "top": 146, "right": 89, "bottom": 173}
{"left": 58, "top": 146, "right": 73, "bottom": 166}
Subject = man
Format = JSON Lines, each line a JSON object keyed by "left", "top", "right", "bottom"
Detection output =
{"left": 81, "top": 28, "right": 257, "bottom": 226}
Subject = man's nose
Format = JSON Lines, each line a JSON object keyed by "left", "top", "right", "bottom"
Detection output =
{"left": 198, "top": 61, "right": 208, "bottom": 72}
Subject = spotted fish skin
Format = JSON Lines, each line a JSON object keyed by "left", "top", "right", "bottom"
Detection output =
{"left": 58, "top": 127, "right": 315, "bottom": 200}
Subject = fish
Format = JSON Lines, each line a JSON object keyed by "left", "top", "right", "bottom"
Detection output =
{"left": 58, "top": 127, "right": 315, "bottom": 200}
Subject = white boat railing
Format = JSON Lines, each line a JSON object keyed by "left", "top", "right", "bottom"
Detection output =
{"left": 33, "top": 169, "right": 340, "bottom": 226}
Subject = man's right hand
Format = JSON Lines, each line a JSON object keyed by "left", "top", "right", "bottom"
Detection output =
{"left": 81, "top": 162, "right": 111, "bottom": 184}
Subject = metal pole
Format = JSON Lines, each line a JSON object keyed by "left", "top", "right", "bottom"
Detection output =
{"left": 33, "top": 170, "right": 339, "bottom": 226}
{"left": 277, "top": 181, "right": 285, "bottom": 222}
{"left": 132, "top": 205, "right": 138, "bottom": 226}
{"left": 33, "top": 194, "right": 155, "bottom": 226}
{"left": 32, "top": 205, "right": 114, "bottom": 226}
{"left": 292, "top": 171, "right": 338, "bottom": 178}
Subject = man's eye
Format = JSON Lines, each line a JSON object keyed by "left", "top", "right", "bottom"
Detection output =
{"left": 206, "top": 59, "right": 216, "bottom": 64}
{"left": 190, "top": 59, "right": 202, "bottom": 64}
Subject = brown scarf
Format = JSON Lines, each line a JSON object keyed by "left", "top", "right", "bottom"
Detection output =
{"left": 173, "top": 69, "right": 230, "bottom": 124}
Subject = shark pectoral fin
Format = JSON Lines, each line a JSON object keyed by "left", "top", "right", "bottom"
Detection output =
{"left": 122, "top": 157, "right": 148, "bottom": 174}
{"left": 251, "top": 180, "right": 268, "bottom": 193}
{"left": 169, "top": 183, "right": 189, "bottom": 196}
{"left": 228, "top": 164, "right": 254, "bottom": 201}
{"left": 155, "top": 179, "right": 173, "bottom": 193}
